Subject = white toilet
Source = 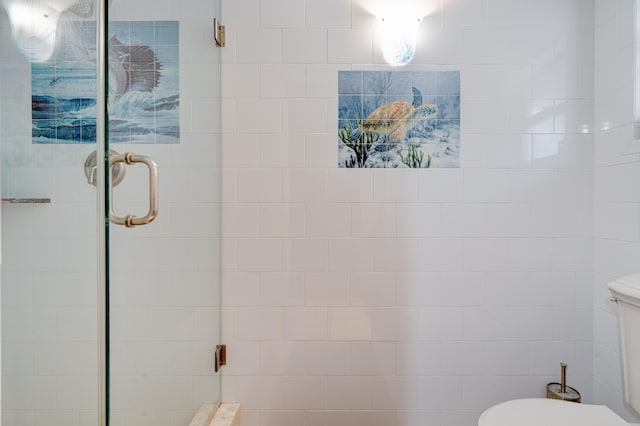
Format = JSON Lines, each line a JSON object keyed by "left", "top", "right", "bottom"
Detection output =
{"left": 479, "top": 274, "right": 640, "bottom": 426}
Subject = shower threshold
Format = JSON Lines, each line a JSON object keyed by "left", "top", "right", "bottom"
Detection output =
{"left": 190, "top": 402, "right": 240, "bottom": 426}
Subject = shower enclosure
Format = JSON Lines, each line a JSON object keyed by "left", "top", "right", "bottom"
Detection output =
{"left": 0, "top": 0, "right": 222, "bottom": 424}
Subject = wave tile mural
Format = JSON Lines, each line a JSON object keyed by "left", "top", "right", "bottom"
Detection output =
{"left": 32, "top": 21, "right": 179, "bottom": 144}
{"left": 338, "top": 71, "right": 460, "bottom": 168}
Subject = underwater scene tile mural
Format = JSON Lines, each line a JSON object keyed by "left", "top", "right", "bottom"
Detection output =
{"left": 338, "top": 71, "right": 460, "bottom": 168}
{"left": 32, "top": 21, "right": 179, "bottom": 144}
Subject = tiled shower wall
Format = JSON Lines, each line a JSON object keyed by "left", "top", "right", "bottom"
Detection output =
{"left": 220, "top": 0, "right": 595, "bottom": 425}
{"left": 593, "top": 0, "right": 640, "bottom": 422}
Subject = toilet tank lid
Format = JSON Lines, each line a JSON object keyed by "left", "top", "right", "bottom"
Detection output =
{"left": 608, "top": 274, "right": 640, "bottom": 302}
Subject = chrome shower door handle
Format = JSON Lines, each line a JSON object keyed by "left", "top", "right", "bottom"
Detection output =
{"left": 109, "top": 152, "right": 159, "bottom": 228}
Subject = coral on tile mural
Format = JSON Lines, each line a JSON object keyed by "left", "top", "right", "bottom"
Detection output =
{"left": 32, "top": 21, "right": 180, "bottom": 144}
{"left": 338, "top": 70, "right": 460, "bottom": 168}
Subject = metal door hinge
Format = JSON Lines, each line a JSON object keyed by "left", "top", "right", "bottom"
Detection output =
{"left": 215, "top": 344, "right": 227, "bottom": 372}
{"left": 214, "top": 18, "right": 226, "bottom": 47}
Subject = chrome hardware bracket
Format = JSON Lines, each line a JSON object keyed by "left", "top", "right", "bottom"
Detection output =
{"left": 85, "top": 149, "right": 126, "bottom": 187}
{"left": 214, "top": 18, "right": 225, "bottom": 47}
{"left": 109, "top": 152, "right": 159, "bottom": 227}
{"left": 215, "top": 344, "right": 227, "bottom": 373}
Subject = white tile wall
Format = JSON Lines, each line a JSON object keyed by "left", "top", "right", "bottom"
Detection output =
{"left": 593, "top": 0, "right": 640, "bottom": 422}
{"left": 9, "top": 0, "right": 640, "bottom": 424}
{"left": 221, "top": 1, "right": 596, "bottom": 425}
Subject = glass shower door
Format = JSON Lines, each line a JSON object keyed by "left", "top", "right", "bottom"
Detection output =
{"left": 105, "top": 0, "right": 222, "bottom": 424}
{"left": 0, "top": 0, "right": 222, "bottom": 424}
{"left": 0, "top": 2, "right": 102, "bottom": 424}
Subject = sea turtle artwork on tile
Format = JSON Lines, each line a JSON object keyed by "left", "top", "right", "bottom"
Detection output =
{"left": 359, "top": 87, "right": 438, "bottom": 144}
{"left": 338, "top": 70, "right": 460, "bottom": 168}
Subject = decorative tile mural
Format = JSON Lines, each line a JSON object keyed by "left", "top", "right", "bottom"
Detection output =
{"left": 32, "top": 21, "right": 180, "bottom": 144}
{"left": 338, "top": 71, "right": 460, "bottom": 168}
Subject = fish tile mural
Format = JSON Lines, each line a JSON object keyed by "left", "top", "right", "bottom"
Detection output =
{"left": 31, "top": 21, "right": 179, "bottom": 144}
{"left": 338, "top": 71, "right": 460, "bottom": 168}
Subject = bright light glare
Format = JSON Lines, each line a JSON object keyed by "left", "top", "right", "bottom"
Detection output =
{"left": 3, "top": 0, "right": 64, "bottom": 62}
{"left": 379, "top": 15, "right": 420, "bottom": 65}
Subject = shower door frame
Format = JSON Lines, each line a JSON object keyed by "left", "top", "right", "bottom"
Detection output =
{"left": 95, "top": 0, "right": 108, "bottom": 424}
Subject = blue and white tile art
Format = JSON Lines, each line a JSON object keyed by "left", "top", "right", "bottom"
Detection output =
{"left": 32, "top": 21, "right": 179, "bottom": 144}
{"left": 338, "top": 71, "right": 460, "bottom": 168}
